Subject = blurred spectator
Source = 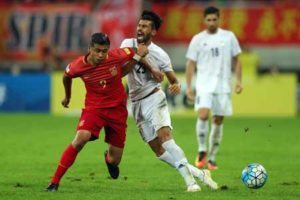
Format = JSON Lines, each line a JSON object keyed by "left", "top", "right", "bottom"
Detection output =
{"left": 38, "top": 33, "right": 63, "bottom": 72}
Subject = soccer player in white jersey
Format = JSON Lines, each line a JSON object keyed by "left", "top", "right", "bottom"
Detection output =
{"left": 185, "top": 6, "right": 242, "bottom": 170}
{"left": 121, "top": 10, "right": 218, "bottom": 192}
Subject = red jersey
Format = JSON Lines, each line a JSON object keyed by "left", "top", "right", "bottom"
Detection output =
{"left": 65, "top": 48, "right": 135, "bottom": 109}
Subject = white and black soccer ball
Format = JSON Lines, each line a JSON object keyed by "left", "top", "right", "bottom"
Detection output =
{"left": 241, "top": 163, "right": 268, "bottom": 189}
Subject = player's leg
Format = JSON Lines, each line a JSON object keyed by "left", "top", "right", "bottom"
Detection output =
{"left": 155, "top": 145, "right": 218, "bottom": 190}
{"left": 207, "top": 93, "right": 232, "bottom": 170}
{"left": 157, "top": 127, "right": 200, "bottom": 192}
{"left": 103, "top": 104, "right": 128, "bottom": 179}
{"left": 194, "top": 93, "right": 212, "bottom": 168}
{"left": 104, "top": 143, "right": 124, "bottom": 179}
{"left": 46, "top": 130, "right": 92, "bottom": 191}
{"left": 136, "top": 91, "right": 199, "bottom": 192}
{"left": 207, "top": 115, "right": 223, "bottom": 170}
{"left": 46, "top": 109, "right": 100, "bottom": 191}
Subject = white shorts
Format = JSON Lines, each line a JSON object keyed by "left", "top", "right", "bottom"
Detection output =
{"left": 194, "top": 93, "right": 232, "bottom": 116}
{"left": 132, "top": 89, "right": 172, "bottom": 143}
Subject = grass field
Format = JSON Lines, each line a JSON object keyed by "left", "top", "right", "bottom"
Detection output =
{"left": 1, "top": 114, "right": 300, "bottom": 200}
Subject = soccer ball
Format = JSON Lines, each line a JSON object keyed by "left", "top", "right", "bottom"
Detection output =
{"left": 241, "top": 163, "right": 268, "bottom": 189}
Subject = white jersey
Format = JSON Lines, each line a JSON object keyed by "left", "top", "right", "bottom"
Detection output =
{"left": 186, "top": 28, "right": 241, "bottom": 94}
{"left": 120, "top": 38, "right": 173, "bottom": 101}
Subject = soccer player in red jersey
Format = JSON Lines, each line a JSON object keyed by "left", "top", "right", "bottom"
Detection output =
{"left": 46, "top": 33, "right": 149, "bottom": 191}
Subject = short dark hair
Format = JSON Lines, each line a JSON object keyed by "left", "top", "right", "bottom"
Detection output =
{"left": 90, "top": 33, "right": 110, "bottom": 46}
{"left": 140, "top": 10, "right": 163, "bottom": 30}
{"left": 204, "top": 6, "right": 220, "bottom": 17}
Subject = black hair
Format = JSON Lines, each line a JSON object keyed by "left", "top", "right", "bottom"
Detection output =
{"left": 140, "top": 10, "right": 163, "bottom": 30}
{"left": 204, "top": 6, "right": 220, "bottom": 17}
{"left": 90, "top": 33, "right": 110, "bottom": 46}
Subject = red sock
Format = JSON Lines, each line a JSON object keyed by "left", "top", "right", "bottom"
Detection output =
{"left": 51, "top": 144, "right": 78, "bottom": 184}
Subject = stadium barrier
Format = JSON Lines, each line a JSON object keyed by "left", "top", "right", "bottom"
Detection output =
{"left": 0, "top": 73, "right": 50, "bottom": 112}
{"left": 50, "top": 72, "right": 297, "bottom": 117}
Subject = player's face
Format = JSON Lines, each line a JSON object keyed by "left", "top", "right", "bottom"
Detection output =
{"left": 136, "top": 20, "right": 155, "bottom": 44}
{"left": 204, "top": 14, "right": 219, "bottom": 33}
{"left": 89, "top": 44, "right": 109, "bottom": 65}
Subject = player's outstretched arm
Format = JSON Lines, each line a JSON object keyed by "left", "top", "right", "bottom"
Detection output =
{"left": 165, "top": 71, "right": 181, "bottom": 95}
{"left": 61, "top": 74, "right": 72, "bottom": 108}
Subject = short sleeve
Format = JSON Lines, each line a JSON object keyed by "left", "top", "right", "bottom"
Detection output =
{"left": 116, "top": 47, "right": 135, "bottom": 64}
{"left": 64, "top": 63, "right": 79, "bottom": 78}
{"left": 158, "top": 51, "right": 173, "bottom": 72}
{"left": 230, "top": 32, "right": 242, "bottom": 57}
{"left": 186, "top": 35, "right": 199, "bottom": 61}
{"left": 120, "top": 38, "right": 135, "bottom": 48}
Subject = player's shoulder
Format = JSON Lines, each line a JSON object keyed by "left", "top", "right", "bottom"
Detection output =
{"left": 69, "top": 55, "right": 86, "bottom": 67}
{"left": 191, "top": 30, "right": 207, "bottom": 42}
{"left": 109, "top": 47, "right": 134, "bottom": 58}
{"left": 120, "top": 38, "right": 136, "bottom": 47}
{"left": 149, "top": 42, "right": 170, "bottom": 60}
{"left": 218, "top": 28, "right": 235, "bottom": 37}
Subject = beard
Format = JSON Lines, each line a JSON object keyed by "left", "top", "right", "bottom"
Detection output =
{"left": 137, "top": 33, "right": 151, "bottom": 44}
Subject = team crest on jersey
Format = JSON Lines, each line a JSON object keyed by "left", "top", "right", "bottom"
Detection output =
{"left": 109, "top": 66, "right": 118, "bottom": 76}
{"left": 99, "top": 80, "right": 107, "bottom": 88}
{"left": 123, "top": 48, "right": 131, "bottom": 55}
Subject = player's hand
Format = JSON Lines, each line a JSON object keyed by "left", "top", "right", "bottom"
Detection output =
{"left": 136, "top": 43, "right": 148, "bottom": 57}
{"left": 168, "top": 83, "right": 181, "bottom": 95}
{"left": 235, "top": 82, "right": 243, "bottom": 94}
{"left": 151, "top": 68, "right": 164, "bottom": 82}
{"left": 186, "top": 87, "right": 195, "bottom": 101}
{"left": 61, "top": 98, "right": 70, "bottom": 108}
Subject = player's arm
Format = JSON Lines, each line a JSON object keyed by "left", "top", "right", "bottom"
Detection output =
{"left": 61, "top": 74, "right": 72, "bottom": 108}
{"left": 233, "top": 55, "right": 242, "bottom": 94}
{"left": 122, "top": 58, "right": 164, "bottom": 82}
{"left": 165, "top": 71, "right": 181, "bottom": 96}
{"left": 121, "top": 44, "right": 148, "bottom": 76}
{"left": 185, "top": 59, "right": 197, "bottom": 100}
{"left": 121, "top": 46, "right": 164, "bottom": 82}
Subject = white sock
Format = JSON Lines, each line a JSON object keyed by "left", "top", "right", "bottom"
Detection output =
{"left": 158, "top": 151, "right": 175, "bottom": 168}
{"left": 162, "top": 139, "right": 196, "bottom": 186}
{"left": 208, "top": 123, "right": 223, "bottom": 162}
{"left": 196, "top": 119, "right": 209, "bottom": 152}
{"left": 158, "top": 151, "right": 205, "bottom": 182}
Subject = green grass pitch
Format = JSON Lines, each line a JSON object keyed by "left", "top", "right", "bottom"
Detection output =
{"left": 0, "top": 113, "right": 300, "bottom": 200}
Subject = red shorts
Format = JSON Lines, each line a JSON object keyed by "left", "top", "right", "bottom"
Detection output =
{"left": 76, "top": 103, "right": 128, "bottom": 148}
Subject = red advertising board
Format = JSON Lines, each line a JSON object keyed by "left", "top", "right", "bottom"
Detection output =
{"left": 0, "top": 0, "right": 141, "bottom": 61}
{"left": 153, "top": 3, "right": 300, "bottom": 45}
{"left": 0, "top": 3, "right": 92, "bottom": 60}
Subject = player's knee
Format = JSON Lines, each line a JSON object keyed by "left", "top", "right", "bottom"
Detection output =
{"left": 199, "top": 113, "right": 209, "bottom": 121}
{"left": 157, "top": 127, "right": 172, "bottom": 142}
{"left": 72, "top": 130, "right": 91, "bottom": 151}
{"left": 213, "top": 116, "right": 223, "bottom": 125}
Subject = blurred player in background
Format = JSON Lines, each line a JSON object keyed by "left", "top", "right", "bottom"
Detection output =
{"left": 185, "top": 6, "right": 242, "bottom": 170}
{"left": 121, "top": 10, "right": 218, "bottom": 192}
{"left": 46, "top": 32, "right": 149, "bottom": 191}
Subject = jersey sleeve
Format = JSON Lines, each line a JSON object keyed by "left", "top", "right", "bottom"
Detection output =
{"left": 158, "top": 51, "right": 173, "bottom": 72}
{"left": 64, "top": 63, "right": 80, "bottom": 78}
{"left": 120, "top": 38, "right": 135, "bottom": 48}
{"left": 186, "top": 35, "right": 198, "bottom": 61}
{"left": 116, "top": 47, "right": 135, "bottom": 64}
{"left": 230, "top": 32, "right": 242, "bottom": 57}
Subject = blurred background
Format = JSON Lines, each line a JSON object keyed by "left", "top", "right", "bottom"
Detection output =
{"left": 0, "top": 0, "right": 299, "bottom": 117}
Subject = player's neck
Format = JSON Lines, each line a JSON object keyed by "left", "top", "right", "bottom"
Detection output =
{"left": 137, "top": 39, "right": 152, "bottom": 46}
{"left": 206, "top": 28, "right": 218, "bottom": 34}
